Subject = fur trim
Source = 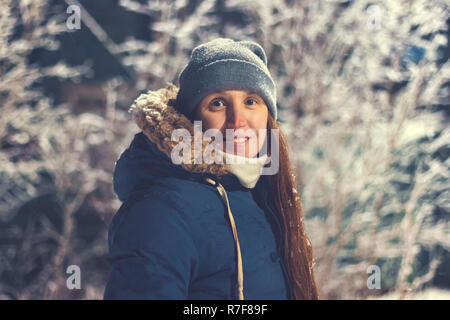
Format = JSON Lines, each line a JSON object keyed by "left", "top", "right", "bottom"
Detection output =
{"left": 129, "top": 83, "right": 228, "bottom": 177}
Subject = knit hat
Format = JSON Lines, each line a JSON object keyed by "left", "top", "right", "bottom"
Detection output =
{"left": 175, "top": 38, "right": 277, "bottom": 121}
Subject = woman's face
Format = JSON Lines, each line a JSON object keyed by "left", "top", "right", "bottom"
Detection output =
{"left": 195, "top": 89, "right": 268, "bottom": 158}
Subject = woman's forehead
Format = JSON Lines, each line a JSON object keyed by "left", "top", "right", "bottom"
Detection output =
{"left": 207, "top": 89, "right": 260, "bottom": 97}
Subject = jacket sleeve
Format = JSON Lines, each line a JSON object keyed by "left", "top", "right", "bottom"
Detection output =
{"left": 103, "top": 190, "right": 199, "bottom": 299}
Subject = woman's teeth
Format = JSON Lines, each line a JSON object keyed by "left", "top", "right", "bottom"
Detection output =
{"left": 233, "top": 137, "right": 247, "bottom": 143}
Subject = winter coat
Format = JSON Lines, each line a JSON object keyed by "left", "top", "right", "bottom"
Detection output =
{"left": 103, "top": 84, "right": 292, "bottom": 300}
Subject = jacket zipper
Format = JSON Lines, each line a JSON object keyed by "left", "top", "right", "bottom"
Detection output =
{"left": 208, "top": 176, "right": 293, "bottom": 300}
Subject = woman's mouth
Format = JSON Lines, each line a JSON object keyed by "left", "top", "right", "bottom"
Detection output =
{"left": 233, "top": 137, "right": 249, "bottom": 144}
{"left": 223, "top": 136, "right": 250, "bottom": 144}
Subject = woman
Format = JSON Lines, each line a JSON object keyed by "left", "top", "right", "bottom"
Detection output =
{"left": 104, "top": 38, "right": 319, "bottom": 300}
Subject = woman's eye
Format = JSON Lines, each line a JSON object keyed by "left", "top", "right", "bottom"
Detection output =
{"left": 210, "top": 99, "right": 225, "bottom": 108}
{"left": 246, "top": 98, "right": 258, "bottom": 105}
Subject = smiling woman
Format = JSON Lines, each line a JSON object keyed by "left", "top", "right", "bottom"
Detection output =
{"left": 104, "top": 38, "right": 319, "bottom": 300}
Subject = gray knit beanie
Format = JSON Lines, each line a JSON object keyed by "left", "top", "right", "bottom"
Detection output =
{"left": 175, "top": 38, "right": 277, "bottom": 121}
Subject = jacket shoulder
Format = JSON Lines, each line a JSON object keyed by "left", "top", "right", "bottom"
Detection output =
{"left": 111, "top": 177, "right": 216, "bottom": 241}
{"left": 139, "top": 176, "right": 219, "bottom": 210}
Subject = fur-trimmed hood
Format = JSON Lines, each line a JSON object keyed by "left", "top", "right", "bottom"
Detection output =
{"left": 129, "top": 83, "right": 229, "bottom": 177}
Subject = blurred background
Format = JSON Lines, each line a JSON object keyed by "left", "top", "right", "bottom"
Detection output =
{"left": 0, "top": 0, "right": 449, "bottom": 300}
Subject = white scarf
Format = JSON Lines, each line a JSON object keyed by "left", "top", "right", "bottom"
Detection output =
{"left": 213, "top": 147, "right": 268, "bottom": 189}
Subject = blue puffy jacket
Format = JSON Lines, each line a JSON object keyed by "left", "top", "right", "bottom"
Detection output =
{"left": 103, "top": 85, "right": 292, "bottom": 300}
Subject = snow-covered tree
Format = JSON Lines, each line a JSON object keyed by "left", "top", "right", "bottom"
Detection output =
{"left": 0, "top": 0, "right": 135, "bottom": 299}
{"left": 119, "top": 0, "right": 450, "bottom": 299}
{"left": 1, "top": 0, "right": 448, "bottom": 299}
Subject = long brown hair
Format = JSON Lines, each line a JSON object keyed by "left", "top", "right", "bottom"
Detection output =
{"left": 265, "top": 114, "right": 319, "bottom": 300}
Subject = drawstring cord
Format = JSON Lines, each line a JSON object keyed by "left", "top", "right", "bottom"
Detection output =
{"left": 205, "top": 177, "right": 244, "bottom": 300}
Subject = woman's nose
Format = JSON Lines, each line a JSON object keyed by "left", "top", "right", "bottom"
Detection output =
{"left": 226, "top": 105, "right": 246, "bottom": 129}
